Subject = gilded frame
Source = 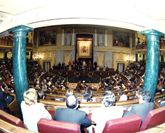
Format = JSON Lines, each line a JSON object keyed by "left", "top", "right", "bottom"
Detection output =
{"left": 77, "top": 39, "right": 92, "bottom": 58}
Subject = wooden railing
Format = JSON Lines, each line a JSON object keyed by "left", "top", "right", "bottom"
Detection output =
{"left": 39, "top": 99, "right": 139, "bottom": 110}
{"left": 138, "top": 122, "right": 165, "bottom": 133}
{"left": 0, "top": 119, "right": 34, "bottom": 133}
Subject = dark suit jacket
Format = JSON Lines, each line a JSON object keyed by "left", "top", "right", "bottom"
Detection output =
{"left": 54, "top": 108, "right": 91, "bottom": 128}
{"left": 0, "top": 90, "right": 7, "bottom": 110}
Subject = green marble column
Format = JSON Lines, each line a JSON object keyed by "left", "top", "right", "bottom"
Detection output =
{"left": 141, "top": 29, "right": 163, "bottom": 101}
{"left": 11, "top": 25, "right": 32, "bottom": 105}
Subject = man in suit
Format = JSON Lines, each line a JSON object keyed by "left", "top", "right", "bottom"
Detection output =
{"left": 53, "top": 95, "right": 92, "bottom": 133}
{"left": 0, "top": 89, "right": 7, "bottom": 111}
{"left": 123, "top": 90, "right": 154, "bottom": 122}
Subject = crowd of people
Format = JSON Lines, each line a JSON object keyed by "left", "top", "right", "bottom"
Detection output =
{"left": 21, "top": 88, "right": 96, "bottom": 133}
{"left": 20, "top": 86, "right": 155, "bottom": 133}
{"left": 0, "top": 60, "right": 15, "bottom": 113}
{"left": 0, "top": 58, "right": 165, "bottom": 132}
{"left": 52, "top": 60, "right": 98, "bottom": 71}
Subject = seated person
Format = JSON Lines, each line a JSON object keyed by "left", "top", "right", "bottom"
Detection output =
{"left": 159, "top": 100, "right": 165, "bottom": 107}
{"left": 83, "top": 87, "right": 93, "bottom": 102}
{"left": 102, "top": 90, "right": 116, "bottom": 107}
{"left": 37, "top": 89, "right": 45, "bottom": 99}
{"left": 123, "top": 90, "right": 154, "bottom": 122}
{"left": 88, "top": 91, "right": 124, "bottom": 133}
{"left": 0, "top": 89, "right": 8, "bottom": 111}
{"left": 118, "top": 91, "right": 128, "bottom": 102}
{"left": 158, "top": 97, "right": 165, "bottom": 107}
{"left": 21, "top": 88, "right": 52, "bottom": 132}
{"left": 66, "top": 88, "right": 74, "bottom": 97}
{"left": 54, "top": 95, "right": 92, "bottom": 133}
{"left": 0, "top": 88, "right": 13, "bottom": 113}
{"left": 161, "top": 88, "right": 165, "bottom": 94}
{"left": 104, "top": 86, "right": 112, "bottom": 91}
{"left": 75, "top": 81, "right": 81, "bottom": 93}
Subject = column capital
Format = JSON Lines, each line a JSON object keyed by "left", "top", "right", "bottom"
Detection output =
{"left": 10, "top": 25, "right": 32, "bottom": 33}
{"left": 141, "top": 29, "right": 164, "bottom": 36}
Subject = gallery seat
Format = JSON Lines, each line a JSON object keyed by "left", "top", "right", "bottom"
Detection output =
{"left": 37, "top": 118, "right": 81, "bottom": 133}
{"left": 0, "top": 109, "right": 24, "bottom": 128}
{"left": 102, "top": 114, "right": 142, "bottom": 133}
{"left": 140, "top": 106, "right": 165, "bottom": 130}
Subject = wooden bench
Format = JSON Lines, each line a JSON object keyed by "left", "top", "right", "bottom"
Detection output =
{"left": 40, "top": 99, "right": 139, "bottom": 110}
{"left": 0, "top": 109, "right": 24, "bottom": 128}
{"left": 0, "top": 119, "right": 33, "bottom": 133}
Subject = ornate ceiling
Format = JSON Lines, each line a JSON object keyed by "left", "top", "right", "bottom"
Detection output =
{"left": 0, "top": 0, "right": 165, "bottom": 34}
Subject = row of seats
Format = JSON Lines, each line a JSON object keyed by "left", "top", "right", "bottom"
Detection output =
{"left": 0, "top": 106, "right": 165, "bottom": 133}
{"left": 103, "top": 106, "right": 165, "bottom": 133}
{"left": 0, "top": 109, "right": 81, "bottom": 133}
{"left": 40, "top": 106, "right": 165, "bottom": 133}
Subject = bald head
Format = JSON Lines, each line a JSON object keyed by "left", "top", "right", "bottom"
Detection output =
{"left": 66, "top": 95, "right": 78, "bottom": 109}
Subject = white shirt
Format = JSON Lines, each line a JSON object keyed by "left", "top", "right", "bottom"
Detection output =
{"left": 21, "top": 101, "right": 52, "bottom": 132}
{"left": 119, "top": 94, "right": 128, "bottom": 102}
{"left": 88, "top": 106, "right": 124, "bottom": 133}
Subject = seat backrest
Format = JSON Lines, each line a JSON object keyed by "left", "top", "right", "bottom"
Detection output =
{"left": 47, "top": 109, "right": 55, "bottom": 118}
{"left": 0, "top": 109, "right": 24, "bottom": 128}
{"left": 140, "top": 106, "right": 165, "bottom": 130}
{"left": 102, "top": 114, "right": 142, "bottom": 133}
{"left": 38, "top": 118, "right": 81, "bottom": 133}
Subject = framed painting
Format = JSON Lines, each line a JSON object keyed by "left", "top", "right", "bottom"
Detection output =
{"left": 39, "top": 30, "right": 56, "bottom": 46}
{"left": 113, "top": 31, "right": 130, "bottom": 47}
{"left": 77, "top": 38, "right": 92, "bottom": 58}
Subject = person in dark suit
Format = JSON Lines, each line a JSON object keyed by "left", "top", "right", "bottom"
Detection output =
{"left": 0, "top": 87, "right": 13, "bottom": 113}
{"left": 53, "top": 95, "right": 92, "bottom": 133}
{"left": 123, "top": 91, "right": 154, "bottom": 122}
{"left": 0, "top": 89, "right": 7, "bottom": 111}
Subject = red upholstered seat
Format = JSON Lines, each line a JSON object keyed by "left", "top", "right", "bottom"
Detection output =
{"left": 38, "top": 118, "right": 81, "bottom": 133}
{"left": 47, "top": 109, "right": 55, "bottom": 118}
{"left": 140, "top": 106, "right": 165, "bottom": 131}
{"left": 0, "top": 109, "right": 24, "bottom": 128}
{"left": 46, "top": 109, "right": 92, "bottom": 133}
{"left": 102, "top": 114, "right": 142, "bottom": 133}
